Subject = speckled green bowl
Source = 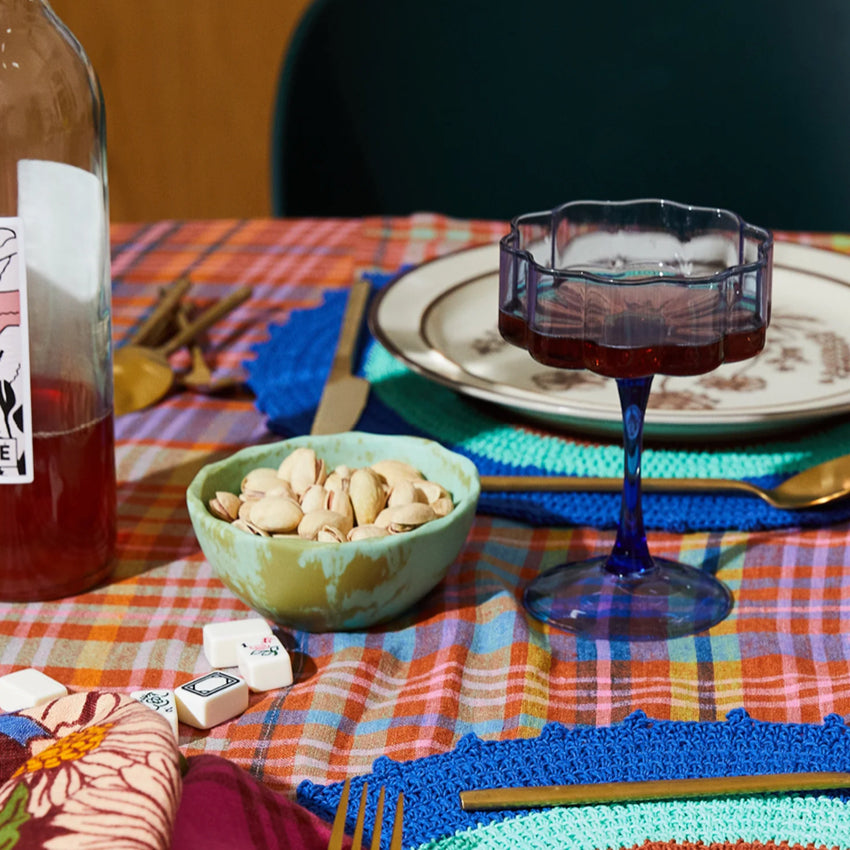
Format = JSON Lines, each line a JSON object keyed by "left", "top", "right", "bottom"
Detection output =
{"left": 186, "top": 433, "right": 480, "bottom": 632}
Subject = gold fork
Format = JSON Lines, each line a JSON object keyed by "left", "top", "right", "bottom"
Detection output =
{"left": 327, "top": 778, "right": 404, "bottom": 850}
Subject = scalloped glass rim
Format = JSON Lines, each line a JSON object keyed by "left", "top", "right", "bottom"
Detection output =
{"left": 500, "top": 198, "right": 773, "bottom": 284}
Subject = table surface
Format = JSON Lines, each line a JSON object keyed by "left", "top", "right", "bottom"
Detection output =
{"left": 2, "top": 214, "right": 850, "bottom": 799}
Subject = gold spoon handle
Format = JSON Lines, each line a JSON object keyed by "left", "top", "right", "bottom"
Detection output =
{"left": 128, "top": 276, "right": 191, "bottom": 345}
{"left": 158, "top": 285, "right": 251, "bottom": 355}
{"left": 459, "top": 771, "right": 850, "bottom": 810}
{"left": 480, "top": 475, "right": 760, "bottom": 500}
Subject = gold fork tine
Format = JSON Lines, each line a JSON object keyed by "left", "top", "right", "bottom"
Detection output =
{"left": 389, "top": 791, "right": 404, "bottom": 850}
{"left": 369, "top": 785, "right": 386, "bottom": 850}
{"left": 350, "top": 782, "right": 369, "bottom": 850}
{"left": 328, "top": 780, "right": 404, "bottom": 850}
{"left": 327, "top": 778, "right": 351, "bottom": 850}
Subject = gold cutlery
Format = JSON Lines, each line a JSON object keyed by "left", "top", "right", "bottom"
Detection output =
{"left": 311, "top": 279, "right": 372, "bottom": 435}
{"left": 327, "top": 778, "right": 404, "bottom": 850}
{"left": 125, "top": 276, "right": 191, "bottom": 347}
{"left": 459, "top": 770, "right": 850, "bottom": 810}
{"left": 113, "top": 285, "right": 251, "bottom": 416}
{"left": 479, "top": 452, "right": 850, "bottom": 510}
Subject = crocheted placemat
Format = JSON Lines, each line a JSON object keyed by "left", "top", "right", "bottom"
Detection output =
{"left": 244, "top": 275, "right": 850, "bottom": 532}
{"left": 296, "top": 710, "right": 850, "bottom": 850}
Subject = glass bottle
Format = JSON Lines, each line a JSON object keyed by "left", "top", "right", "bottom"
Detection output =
{"left": 0, "top": 0, "right": 116, "bottom": 600}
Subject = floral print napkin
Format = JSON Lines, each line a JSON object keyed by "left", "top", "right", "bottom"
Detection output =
{"left": 0, "top": 691, "right": 181, "bottom": 849}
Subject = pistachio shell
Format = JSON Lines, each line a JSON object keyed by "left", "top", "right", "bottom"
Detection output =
{"left": 370, "top": 459, "right": 423, "bottom": 488}
{"left": 276, "top": 447, "right": 311, "bottom": 482}
{"left": 387, "top": 479, "right": 426, "bottom": 508}
{"left": 237, "top": 500, "right": 254, "bottom": 521}
{"left": 327, "top": 488, "right": 355, "bottom": 525}
{"left": 209, "top": 490, "right": 241, "bottom": 521}
{"left": 317, "top": 526, "right": 347, "bottom": 543}
{"left": 431, "top": 496, "right": 454, "bottom": 518}
{"left": 249, "top": 495, "right": 304, "bottom": 533}
{"left": 349, "top": 467, "right": 387, "bottom": 526}
{"left": 231, "top": 518, "right": 270, "bottom": 537}
{"left": 287, "top": 448, "right": 327, "bottom": 496}
{"left": 412, "top": 480, "right": 449, "bottom": 504}
{"left": 297, "top": 509, "right": 353, "bottom": 540}
{"left": 266, "top": 482, "right": 297, "bottom": 501}
{"left": 324, "top": 470, "right": 350, "bottom": 493}
{"left": 241, "top": 467, "right": 283, "bottom": 498}
{"left": 347, "top": 524, "right": 390, "bottom": 541}
{"left": 375, "top": 502, "right": 437, "bottom": 532}
{"left": 300, "top": 484, "right": 329, "bottom": 514}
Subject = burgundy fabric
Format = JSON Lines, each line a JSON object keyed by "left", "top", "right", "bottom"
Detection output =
{"left": 172, "top": 755, "right": 349, "bottom": 850}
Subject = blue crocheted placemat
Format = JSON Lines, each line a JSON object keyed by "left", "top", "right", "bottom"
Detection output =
{"left": 296, "top": 710, "right": 850, "bottom": 850}
{"left": 244, "top": 274, "right": 850, "bottom": 532}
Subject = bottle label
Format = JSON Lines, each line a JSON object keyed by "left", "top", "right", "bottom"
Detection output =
{"left": 0, "top": 218, "right": 34, "bottom": 484}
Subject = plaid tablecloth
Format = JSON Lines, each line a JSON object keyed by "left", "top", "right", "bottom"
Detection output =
{"left": 1, "top": 215, "right": 850, "bottom": 804}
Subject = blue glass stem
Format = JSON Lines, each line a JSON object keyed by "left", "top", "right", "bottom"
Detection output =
{"left": 607, "top": 376, "right": 654, "bottom": 576}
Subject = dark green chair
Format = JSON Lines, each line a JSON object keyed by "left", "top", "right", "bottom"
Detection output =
{"left": 271, "top": 0, "right": 850, "bottom": 231}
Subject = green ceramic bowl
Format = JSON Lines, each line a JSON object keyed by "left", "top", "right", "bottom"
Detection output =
{"left": 186, "top": 432, "right": 480, "bottom": 632}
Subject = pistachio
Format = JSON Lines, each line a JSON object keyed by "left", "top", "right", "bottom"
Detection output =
{"left": 249, "top": 495, "right": 303, "bottom": 534}
{"left": 375, "top": 502, "right": 437, "bottom": 532}
{"left": 241, "top": 467, "right": 283, "bottom": 498}
{"left": 210, "top": 449, "right": 454, "bottom": 544}
{"left": 412, "top": 480, "right": 449, "bottom": 504}
{"left": 387, "top": 479, "right": 426, "bottom": 508}
{"left": 370, "top": 459, "right": 423, "bottom": 488}
{"left": 324, "top": 470, "right": 350, "bottom": 494}
{"left": 297, "top": 509, "right": 353, "bottom": 540}
{"left": 317, "top": 526, "right": 347, "bottom": 543}
{"left": 431, "top": 496, "right": 454, "bottom": 518}
{"left": 286, "top": 448, "right": 327, "bottom": 496}
{"left": 232, "top": 518, "right": 270, "bottom": 537}
{"left": 327, "top": 488, "right": 355, "bottom": 526}
{"left": 349, "top": 467, "right": 387, "bottom": 526}
{"left": 208, "top": 490, "right": 241, "bottom": 521}
{"left": 347, "top": 524, "right": 390, "bottom": 541}
{"left": 300, "top": 483, "right": 329, "bottom": 514}
{"left": 266, "top": 481, "right": 297, "bottom": 501}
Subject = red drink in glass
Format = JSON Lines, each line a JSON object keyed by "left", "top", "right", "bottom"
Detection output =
{"left": 0, "top": 377, "right": 116, "bottom": 601}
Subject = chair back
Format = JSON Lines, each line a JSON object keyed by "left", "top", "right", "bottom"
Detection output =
{"left": 272, "top": 0, "right": 850, "bottom": 231}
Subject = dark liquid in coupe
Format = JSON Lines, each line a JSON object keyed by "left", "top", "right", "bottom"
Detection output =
{"left": 499, "top": 307, "right": 766, "bottom": 379}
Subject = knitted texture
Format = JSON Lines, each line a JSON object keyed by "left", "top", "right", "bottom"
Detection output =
{"left": 296, "top": 710, "right": 850, "bottom": 850}
{"left": 245, "top": 276, "right": 850, "bottom": 532}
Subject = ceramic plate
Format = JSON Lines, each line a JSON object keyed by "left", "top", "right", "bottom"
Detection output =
{"left": 369, "top": 241, "right": 850, "bottom": 438}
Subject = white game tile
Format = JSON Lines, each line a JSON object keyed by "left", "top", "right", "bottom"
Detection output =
{"left": 174, "top": 671, "right": 249, "bottom": 730}
{"left": 0, "top": 668, "right": 68, "bottom": 712}
{"left": 202, "top": 617, "right": 272, "bottom": 667}
{"left": 236, "top": 634, "right": 294, "bottom": 692}
{"left": 131, "top": 688, "right": 179, "bottom": 738}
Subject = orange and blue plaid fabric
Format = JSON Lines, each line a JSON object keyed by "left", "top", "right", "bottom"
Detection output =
{"left": 0, "top": 215, "right": 849, "bottom": 803}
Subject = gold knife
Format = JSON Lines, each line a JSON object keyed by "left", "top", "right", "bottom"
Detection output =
{"left": 310, "top": 278, "right": 372, "bottom": 435}
{"left": 459, "top": 771, "right": 850, "bottom": 810}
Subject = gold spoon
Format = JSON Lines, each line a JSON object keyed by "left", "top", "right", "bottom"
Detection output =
{"left": 175, "top": 303, "right": 244, "bottom": 394}
{"left": 480, "top": 453, "right": 850, "bottom": 510}
{"left": 176, "top": 302, "right": 215, "bottom": 388}
{"left": 113, "top": 285, "right": 250, "bottom": 416}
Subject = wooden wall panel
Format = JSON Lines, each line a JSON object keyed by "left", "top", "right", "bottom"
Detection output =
{"left": 49, "top": 0, "right": 312, "bottom": 221}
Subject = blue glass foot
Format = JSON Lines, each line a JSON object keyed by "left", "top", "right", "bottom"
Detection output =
{"left": 523, "top": 557, "right": 733, "bottom": 641}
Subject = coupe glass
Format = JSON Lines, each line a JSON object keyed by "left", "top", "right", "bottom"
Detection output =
{"left": 499, "top": 199, "right": 773, "bottom": 640}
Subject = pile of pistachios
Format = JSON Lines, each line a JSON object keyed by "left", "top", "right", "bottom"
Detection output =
{"left": 208, "top": 447, "right": 454, "bottom": 542}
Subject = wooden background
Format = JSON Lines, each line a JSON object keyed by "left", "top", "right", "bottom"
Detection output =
{"left": 50, "top": 0, "right": 313, "bottom": 222}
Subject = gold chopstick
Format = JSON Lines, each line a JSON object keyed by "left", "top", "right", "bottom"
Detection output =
{"left": 459, "top": 771, "right": 850, "bottom": 810}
